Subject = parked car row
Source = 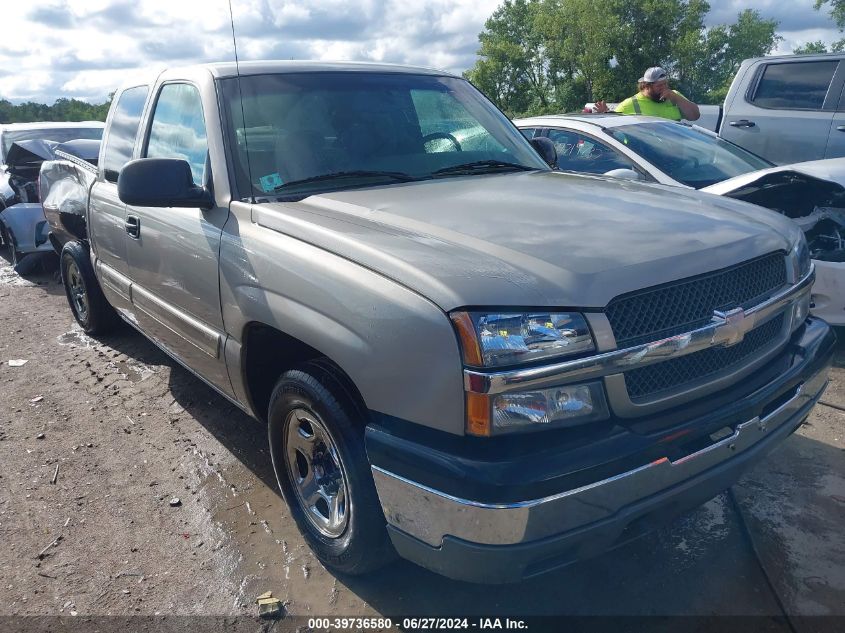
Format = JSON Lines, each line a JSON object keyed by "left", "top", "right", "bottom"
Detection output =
{"left": 35, "top": 61, "right": 833, "bottom": 583}
{"left": 0, "top": 121, "right": 103, "bottom": 269}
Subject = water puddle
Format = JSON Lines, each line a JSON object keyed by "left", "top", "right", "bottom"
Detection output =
{"left": 57, "top": 326, "right": 94, "bottom": 348}
{"left": 192, "top": 453, "right": 366, "bottom": 615}
{"left": 114, "top": 358, "right": 155, "bottom": 382}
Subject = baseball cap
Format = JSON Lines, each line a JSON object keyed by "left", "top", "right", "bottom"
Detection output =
{"left": 639, "top": 66, "right": 667, "bottom": 83}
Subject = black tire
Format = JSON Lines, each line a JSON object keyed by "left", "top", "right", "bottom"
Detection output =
{"left": 267, "top": 362, "right": 395, "bottom": 575}
{"left": 60, "top": 241, "right": 119, "bottom": 335}
{"left": 0, "top": 223, "right": 17, "bottom": 265}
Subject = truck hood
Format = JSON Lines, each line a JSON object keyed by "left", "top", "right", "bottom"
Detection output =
{"left": 254, "top": 171, "right": 799, "bottom": 310}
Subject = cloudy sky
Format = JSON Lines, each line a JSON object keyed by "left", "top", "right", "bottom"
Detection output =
{"left": 0, "top": 0, "right": 841, "bottom": 105}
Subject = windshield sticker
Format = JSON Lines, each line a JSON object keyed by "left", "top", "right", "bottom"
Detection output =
{"left": 259, "top": 172, "right": 284, "bottom": 192}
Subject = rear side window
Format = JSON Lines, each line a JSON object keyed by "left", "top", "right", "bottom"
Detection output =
{"left": 751, "top": 61, "right": 838, "bottom": 110}
{"left": 102, "top": 85, "right": 149, "bottom": 183}
{"left": 145, "top": 83, "right": 209, "bottom": 185}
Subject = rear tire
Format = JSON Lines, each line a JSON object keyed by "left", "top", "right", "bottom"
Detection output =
{"left": 267, "top": 362, "right": 395, "bottom": 575}
{"left": 0, "top": 223, "right": 19, "bottom": 266}
{"left": 60, "top": 241, "right": 119, "bottom": 335}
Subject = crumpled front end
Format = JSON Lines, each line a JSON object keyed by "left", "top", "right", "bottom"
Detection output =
{"left": 717, "top": 169, "right": 845, "bottom": 324}
{"left": 39, "top": 155, "right": 98, "bottom": 250}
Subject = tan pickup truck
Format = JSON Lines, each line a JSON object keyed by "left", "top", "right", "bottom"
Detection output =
{"left": 40, "top": 61, "right": 833, "bottom": 583}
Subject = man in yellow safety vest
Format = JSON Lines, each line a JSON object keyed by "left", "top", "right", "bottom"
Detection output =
{"left": 595, "top": 66, "right": 700, "bottom": 121}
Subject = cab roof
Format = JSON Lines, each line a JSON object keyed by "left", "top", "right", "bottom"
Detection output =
{"left": 126, "top": 60, "right": 457, "bottom": 84}
{"left": 201, "top": 60, "right": 457, "bottom": 79}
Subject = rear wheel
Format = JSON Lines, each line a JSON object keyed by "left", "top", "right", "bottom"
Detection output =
{"left": 267, "top": 363, "right": 395, "bottom": 575}
{"left": 60, "top": 241, "right": 119, "bottom": 334}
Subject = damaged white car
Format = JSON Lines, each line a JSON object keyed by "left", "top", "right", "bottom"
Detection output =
{"left": 516, "top": 114, "right": 845, "bottom": 325}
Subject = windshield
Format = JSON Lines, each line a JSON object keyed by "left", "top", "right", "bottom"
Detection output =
{"left": 220, "top": 72, "right": 547, "bottom": 199}
{"left": 1, "top": 127, "right": 103, "bottom": 162}
{"left": 605, "top": 122, "right": 772, "bottom": 189}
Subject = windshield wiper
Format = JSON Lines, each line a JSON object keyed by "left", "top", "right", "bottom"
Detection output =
{"left": 274, "top": 170, "right": 419, "bottom": 191}
{"left": 432, "top": 160, "right": 537, "bottom": 177}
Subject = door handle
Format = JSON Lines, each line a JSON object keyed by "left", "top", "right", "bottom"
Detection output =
{"left": 729, "top": 120, "right": 756, "bottom": 128}
{"left": 837, "top": 126, "right": 845, "bottom": 132}
{"left": 125, "top": 215, "right": 140, "bottom": 239}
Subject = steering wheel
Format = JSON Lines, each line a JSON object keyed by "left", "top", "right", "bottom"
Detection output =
{"left": 422, "top": 132, "right": 462, "bottom": 152}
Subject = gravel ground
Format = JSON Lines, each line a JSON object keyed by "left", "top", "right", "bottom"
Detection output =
{"left": 0, "top": 252, "right": 842, "bottom": 625}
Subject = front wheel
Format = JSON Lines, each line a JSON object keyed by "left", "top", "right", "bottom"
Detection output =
{"left": 60, "top": 241, "right": 119, "bottom": 335}
{"left": 267, "top": 363, "right": 395, "bottom": 575}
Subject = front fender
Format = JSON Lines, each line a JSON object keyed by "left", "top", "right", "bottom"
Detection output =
{"left": 220, "top": 211, "right": 466, "bottom": 435}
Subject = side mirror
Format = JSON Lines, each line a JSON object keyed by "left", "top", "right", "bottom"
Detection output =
{"left": 604, "top": 168, "right": 643, "bottom": 182}
{"left": 118, "top": 158, "right": 213, "bottom": 209}
{"left": 530, "top": 137, "right": 557, "bottom": 168}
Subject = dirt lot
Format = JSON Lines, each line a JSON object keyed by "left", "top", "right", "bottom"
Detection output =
{"left": 0, "top": 253, "right": 843, "bottom": 627}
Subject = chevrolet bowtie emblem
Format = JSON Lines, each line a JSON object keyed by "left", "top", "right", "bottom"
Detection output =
{"left": 713, "top": 307, "right": 751, "bottom": 347}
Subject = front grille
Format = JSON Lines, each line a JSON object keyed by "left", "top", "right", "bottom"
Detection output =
{"left": 606, "top": 252, "right": 787, "bottom": 348}
{"left": 624, "top": 313, "right": 785, "bottom": 402}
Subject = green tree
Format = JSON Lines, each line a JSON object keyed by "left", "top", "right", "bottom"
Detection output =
{"left": 816, "top": 0, "right": 845, "bottom": 29}
{"left": 793, "top": 40, "right": 830, "bottom": 54}
{"left": 464, "top": 0, "right": 551, "bottom": 116}
{"left": 0, "top": 96, "right": 112, "bottom": 124}
{"left": 699, "top": 9, "right": 781, "bottom": 103}
{"left": 811, "top": 1, "right": 845, "bottom": 49}
{"left": 466, "top": 0, "right": 781, "bottom": 116}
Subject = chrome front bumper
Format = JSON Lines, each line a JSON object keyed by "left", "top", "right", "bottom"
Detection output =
{"left": 372, "top": 362, "right": 828, "bottom": 548}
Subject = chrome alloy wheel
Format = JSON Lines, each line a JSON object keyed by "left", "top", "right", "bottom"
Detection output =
{"left": 285, "top": 408, "right": 349, "bottom": 538}
{"left": 66, "top": 260, "right": 89, "bottom": 322}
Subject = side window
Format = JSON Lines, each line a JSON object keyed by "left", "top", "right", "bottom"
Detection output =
{"left": 146, "top": 83, "right": 208, "bottom": 185}
{"left": 751, "top": 61, "right": 838, "bottom": 110}
{"left": 520, "top": 128, "right": 538, "bottom": 140}
{"left": 544, "top": 129, "right": 635, "bottom": 175}
{"left": 102, "top": 85, "right": 149, "bottom": 183}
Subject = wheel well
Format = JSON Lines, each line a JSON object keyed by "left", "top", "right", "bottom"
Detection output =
{"left": 242, "top": 323, "right": 367, "bottom": 422}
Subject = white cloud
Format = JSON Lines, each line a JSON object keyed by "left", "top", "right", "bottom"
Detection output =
{"left": 0, "top": 0, "right": 842, "bottom": 105}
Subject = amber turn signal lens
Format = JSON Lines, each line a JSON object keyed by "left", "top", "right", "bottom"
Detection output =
{"left": 466, "top": 392, "right": 491, "bottom": 436}
{"left": 450, "top": 311, "right": 483, "bottom": 367}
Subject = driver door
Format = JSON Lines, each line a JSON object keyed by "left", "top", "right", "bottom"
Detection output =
{"left": 124, "top": 82, "right": 233, "bottom": 394}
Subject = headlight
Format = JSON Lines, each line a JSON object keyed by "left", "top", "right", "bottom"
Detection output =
{"left": 450, "top": 310, "right": 596, "bottom": 368}
{"left": 491, "top": 382, "right": 609, "bottom": 434}
{"left": 790, "top": 235, "right": 811, "bottom": 281}
{"left": 466, "top": 382, "right": 609, "bottom": 436}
